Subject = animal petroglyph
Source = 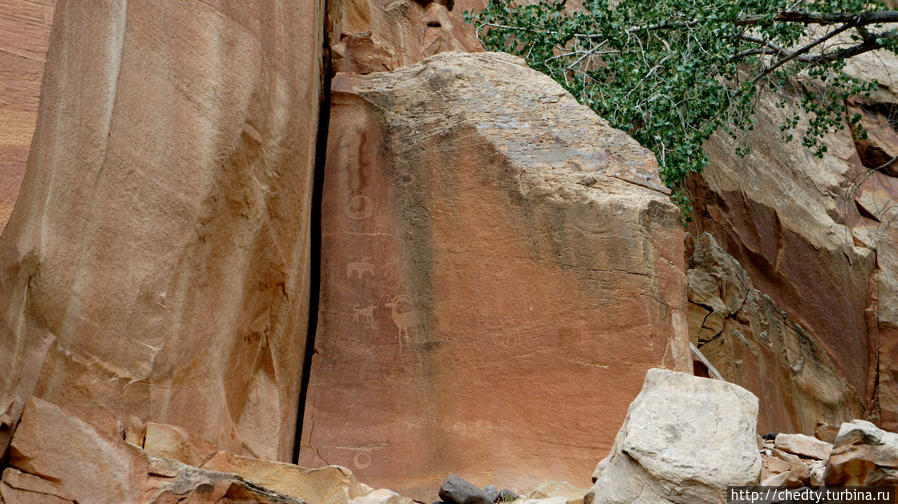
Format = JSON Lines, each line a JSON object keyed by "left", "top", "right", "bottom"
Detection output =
{"left": 352, "top": 304, "right": 376, "bottom": 326}
{"left": 347, "top": 258, "right": 375, "bottom": 279}
{"left": 384, "top": 294, "right": 428, "bottom": 345}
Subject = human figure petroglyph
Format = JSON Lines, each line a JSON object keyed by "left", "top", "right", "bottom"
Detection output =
{"left": 347, "top": 258, "right": 375, "bottom": 279}
{"left": 352, "top": 304, "right": 376, "bottom": 326}
{"left": 384, "top": 294, "right": 428, "bottom": 345}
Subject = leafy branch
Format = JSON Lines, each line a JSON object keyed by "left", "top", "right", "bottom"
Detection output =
{"left": 466, "top": 0, "right": 898, "bottom": 218}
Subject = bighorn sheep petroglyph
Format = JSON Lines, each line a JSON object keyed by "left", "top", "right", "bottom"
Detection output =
{"left": 384, "top": 294, "right": 426, "bottom": 345}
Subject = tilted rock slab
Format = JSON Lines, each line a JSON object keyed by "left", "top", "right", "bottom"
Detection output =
{"left": 586, "top": 369, "right": 761, "bottom": 504}
{"left": 0, "top": 0, "right": 324, "bottom": 461}
{"left": 300, "top": 51, "right": 691, "bottom": 498}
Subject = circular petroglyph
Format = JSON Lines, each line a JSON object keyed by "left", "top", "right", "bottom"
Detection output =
{"left": 347, "top": 195, "right": 373, "bottom": 220}
{"left": 354, "top": 452, "right": 372, "bottom": 469}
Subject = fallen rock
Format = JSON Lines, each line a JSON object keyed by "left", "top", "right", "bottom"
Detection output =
{"left": 525, "top": 481, "right": 587, "bottom": 504}
{"left": 586, "top": 369, "right": 761, "bottom": 504}
{"left": 300, "top": 50, "right": 690, "bottom": 499}
{"left": 439, "top": 475, "right": 491, "bottom": 504}
{"left": 0, "top": 0, "right": 323, "bottom": 463}
{"left": 350, "top": 488, "right": 412, "bottom": 504}
{"left": 203, "top": 452, "right": 371, "bottom": 504}
{"left": 8, "top": 396, "right": 148, "bottom": 504}
{"left": 498, "top": 490, "right": 519, "bottom": 502}
{"left": 774, "top": 433, "right": 832, "bottom": 461}
{"left": 0, "top": 467, "right": 74, "bottom": 504}
{"left": 815, "top": 422, "right": 840, "bottom": 444}
{"left": 142, "top": 456, "right": 306, "bottom": 504}
{"left": 483, "top": 486, "right": 499, "bottom": 503}
{"left": 825, "top": 419, "right": 898, "bottom": 485}
{"left": 760, "top": 449, "right": 809, "bottom": 487}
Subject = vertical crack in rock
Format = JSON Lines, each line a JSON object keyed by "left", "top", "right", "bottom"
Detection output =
{"left": 294, "top": 0, "right": 333, "bottom": 465}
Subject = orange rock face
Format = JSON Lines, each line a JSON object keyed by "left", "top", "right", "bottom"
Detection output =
{"left": 328, "top": 0, "right": 482, "bottom": 74}
{"left": 0, "top": 0, "right": 56, "bottom": 231}
{"left": 692, "top": 89, "right": 878, "bottom": 424}
{"left": 299, "top": 52, "right": 690, "bottom": 499}
{"left": 0, "top": 0, "right": 324, "bottom": 462}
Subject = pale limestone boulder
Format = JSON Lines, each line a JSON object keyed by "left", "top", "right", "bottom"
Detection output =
{"left": 526, "top": 481, "right": 588, "bottom": 504}
{"left": 825, "top": 419, "right": 898, "bottom": 485}
{"left": 350, "top": 489, "right": 414, "bottom": 504}
{"left": 586, "top": 369, "right": 761, "bottom": 504}
{"left": 774, "top": 434, "right": 832, "bottom": 461}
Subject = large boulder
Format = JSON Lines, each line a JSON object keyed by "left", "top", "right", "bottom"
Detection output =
{"left": 3, "top": 396, "right": 387, "bottom": 503}
{"left": 586, "top": 369, "right": 761, "bottom": 504}
{"left": 0, "top": 0, "right": 324, "bottom": 461}
{"left": 299, "top": 51, "right": 691, "bottom": 499}
{"left": 686, "top": 232, "right": 862, "bottom": 433}
{"left": 825, "top": 419, "right": 898, "bottom": 485}
{"left": 0, "top": 0, "right": 55, "bottom": 230}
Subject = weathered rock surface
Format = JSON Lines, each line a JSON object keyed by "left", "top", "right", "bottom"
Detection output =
{"left": 0, "top": 0, "right": 324, "bottom": 461}
{"left": 774, "top": 433, "right": 832, "bottom": 461}
{"left": 693, "top": 90, "right": 877, "bottom": 420}
{"left": 525, "top": 482, "right": 587, "bottom": 504}
{"left": 202, "top": 452, "right": 370, "bottom": 504}
{"left": 0, "top": 0, "right": 56, "bottom": 231}
{"left": 686, "top": 232, "right": 862, "bottom": 433}
{"left": 329, "top": 0, "right": 481, "bottom": 74}
{"left": 300, "top": 51, "right": 690, "bottom": 498}
{"left": 2, "top": 395, "right": 405, "bottom": 504}
{"left": 586, "top": 369, "right": 761, "bottom": 504}
{"left": 439, "top": 475, "right": 492, "bottom": 504}
{"left": 825, "top": 419, "right": 898, "bottom": 486}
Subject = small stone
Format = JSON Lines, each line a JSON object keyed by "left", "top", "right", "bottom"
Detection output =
{"left": 775, "top": 433, "right": 832, "bottom": 460}
{"left": 498, "top": 489, "right": 518, "bottom": 502}
{"left": 483, "top": 486, "right": 499, "bottom": 503}
{"left": 439, "top": 475, "right": 491, "bottom": 504}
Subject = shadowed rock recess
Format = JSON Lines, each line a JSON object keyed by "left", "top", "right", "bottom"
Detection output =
{"left": 6, "top": 0, "right": 898, "bottom": 502}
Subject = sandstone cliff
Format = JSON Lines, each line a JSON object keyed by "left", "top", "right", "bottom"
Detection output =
{"left": 0, "top": 0, "right": 324, "bottom": 463}
{"left": 4, "top": 0, "right": 898, "bottom": 501}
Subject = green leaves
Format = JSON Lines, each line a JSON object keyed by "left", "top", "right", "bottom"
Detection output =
{"left": 467, "top": 0, "right": 895, "bottom": 219}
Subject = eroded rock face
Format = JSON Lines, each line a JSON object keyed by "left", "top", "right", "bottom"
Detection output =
{"left": 300, "top": 51, "right": 690, "bottom": 499}
{"left": 328, "top": 0, "right": 481, "bottom": 74}
{"left": 2, "top": 396, "right": 387, "bottom": 504}
{"left": 686, "top": 232, "right": 863, "bottom": 433}
{"left": 693, "top": 90, "right": 877, "bottom": 417}
{"left": 0, "top": 0, "right": 56, "bottom": 230}
{"left": 0, "top": 0, "right": 324, "bottom": 462}
{"left": 586, "top": 369, "right": 761, "bottom": 504}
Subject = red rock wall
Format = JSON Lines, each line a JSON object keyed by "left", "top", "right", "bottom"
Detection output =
{"left": 0, "top": 0, "right": 324, "bottom": 462}
{"left": 300, "top": 53, "right": 690, "bottom": 499}
{"left": 0, "top": 0, "right": 55, "bottom": 231}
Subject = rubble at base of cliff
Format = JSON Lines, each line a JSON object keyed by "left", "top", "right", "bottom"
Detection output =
{"left": 4, "top": 370, "right": 898, "bottom": 504}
